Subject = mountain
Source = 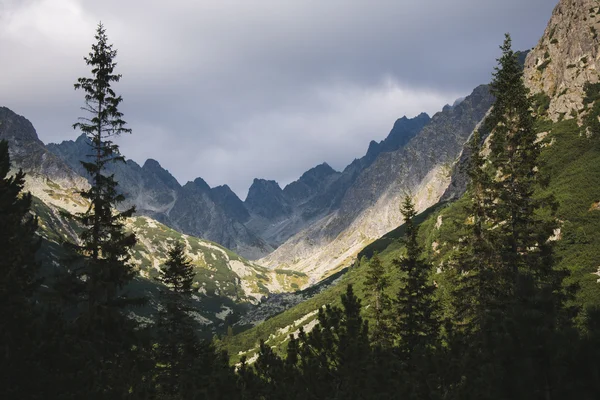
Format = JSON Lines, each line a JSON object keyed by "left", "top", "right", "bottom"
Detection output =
{"left": 1, "top": 107, "right": 308, "bottom": 329}
{"left": 243, "top": 112, "right": 431, "bottom": 248}
{"left": 211, "top": 184, "right": 251, "bottom": 223}
{"left": 47, "top": 134, "right": 272, "bottom": 259}
{"left": 44, "top": 110, "right": 431, "bottom": 263}
{"left": 260, "top": 85, "right": 494, "bottom": 282}
{"left": 0, "top": 107, "right": 87, "bottom": 190}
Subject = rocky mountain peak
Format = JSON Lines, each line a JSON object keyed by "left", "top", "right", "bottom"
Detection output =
{"left": 0, "top": 106, "right": 43, "bottom": 144}
{"left": 298, "top": 162, "right": 337, "bottom": 184}
{"left": 378, "top": 112, "right": 431, "bottom": 154}
{"left": 142, "top": 158, "right": 180, "bottom": 190}
{"left": 192, "top": 177, "right": 211, "bottom": 192}
{"left": 211, "top": 185, "right": 250, "bottom": 223}
{"left": 524, "top": 0, "right": 600, "bottom": 120}
{"left": 245, "top": 178, "right": 291, "bottom": 220}
{"left": 0, "top": 106, "right": 88, "bottom": 189}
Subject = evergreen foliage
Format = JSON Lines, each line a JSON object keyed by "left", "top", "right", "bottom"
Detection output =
{"left": 68, "top": 22, "right": 137, "bottom": 315}
{"left": 363, "top": 253, "right": 391, "bottom": 347}
{"left": 52, "top": 22, "right": 151, "bottom": 398}
{"left": 0, "top": 140, "right": 43, "bottom": 397}
{"left": 393, "top": 195, "right": 439, "bottom": 354}
{"left": 6, "top": 25, "right": 600, "bottom": 400}
{"left": 154, "top": 241, "right": 237, "bottom": 399}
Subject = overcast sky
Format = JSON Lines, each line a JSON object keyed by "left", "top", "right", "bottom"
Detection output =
{"left": 0, "top": 0, "right": 556, "bottom": 199}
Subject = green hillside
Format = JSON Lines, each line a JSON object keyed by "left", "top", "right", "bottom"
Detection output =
{"left": 30, "top": 189, "right": 307, "bottom": 330}
{"left": 224, "top": 114, "right": 600, "bottom": 362}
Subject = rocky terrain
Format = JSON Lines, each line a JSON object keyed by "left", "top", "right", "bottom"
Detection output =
{"left": 260, "top": 85, "right": 494, "bottom": 282}
{"left": 45, "top": 110, "right": 431, "bottom": 263}
{"left": 524, "top": 0, "right": 600, "bottom": 121}
{"left": 47, "top": 134, "right": 273, "bottom": 259}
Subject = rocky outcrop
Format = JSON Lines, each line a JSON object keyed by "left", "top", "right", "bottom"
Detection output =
{"left": 524, "top": 0, "right": 600, "bottom": 120}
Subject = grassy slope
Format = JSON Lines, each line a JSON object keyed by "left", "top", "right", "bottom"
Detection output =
{"left": 224, "top": 116, "right": 600, "bottom": 362}
{"left": 31, "top": 194, "right": 308, "bottom": 331}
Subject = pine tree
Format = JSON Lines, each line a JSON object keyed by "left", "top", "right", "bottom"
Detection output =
{"left": 394, "top": 195, "right": 439, "bottom": 354}
{"left": 363, "top": 253, "right": 391, "bottom": 347}
{"left": 69, "top": 22, "right": 137, "bottom": 318}
{"left": 154, "top": 241, "right": 196, "bottom": 395}
{"left": 0, "top": 140, "right": 43, "bottom": 398}
{"left": 57, "top": 22, "right": 144, "bottom": 398}
{"left": 448, "top": 34, "right": 572, "bottom": 399}
{"left": 393, "top": 195, "right": 440, "bottom": 399}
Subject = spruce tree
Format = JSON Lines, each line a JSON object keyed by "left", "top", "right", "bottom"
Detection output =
{"left": 363, "top": 253, "right": 391, "bottom": 347}
{"left": 393, "top": 195, "right": 440, "bottom": 399}
{"left": 59, "top": 22, "right": 144, "bottom": 398}
{"left": 70, "top": 22, "right": 137, "bottom": 318}
{"left": 0, "top": 140, "right": 42, "bottom": 398}
{"left": 0, "top": 140, "right": 39, "bottom": 308}
{"left": 154, "top": 241, "right": 237, "bottom": 399}
{"left": 394, "top": 195, "right": 439, "bottom": 354}
{"left": 158, "top": 241, "right": 195, "bottom": 294}
{"left": 292, "top": 285, "right": 370, "bottom": 399}
{"left": 448, "top": 34, "right": 572, "bottom": 399}
{"left": 154, "top": 241, "right": 196, "bottom": 395}
{"left": 487, "top": 34, "right": 569, "bottom": 399}
{"left": 446, "top": 131, "right": 508, "bottom": 399}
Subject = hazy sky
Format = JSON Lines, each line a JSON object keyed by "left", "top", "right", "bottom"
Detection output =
{"left": 0, "top": 0, "right": 556, "bottom": 199}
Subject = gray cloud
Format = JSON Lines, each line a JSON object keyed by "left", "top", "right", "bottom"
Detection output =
{"left": 0, "top": 0, "right": 556, "bottom": 198}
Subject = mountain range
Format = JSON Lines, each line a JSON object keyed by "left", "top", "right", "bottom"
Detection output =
{"left": 3, "top": 0, "right": 598, "bottom": 341}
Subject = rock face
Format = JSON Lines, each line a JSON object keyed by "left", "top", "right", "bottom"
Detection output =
{"left": 0, "top": 107, "right": 87, "bottom": 189}
{"left": 211, "top": 185, "right": 250, "bottom": 223}
{"left": 260, "top": 85, "right": 494, "bottom": 282}
{"left": 525, "top": 0, "right": 600, "bottom": 120}
{"left": 245, "top": 179, "right": 292, "bottom": 221}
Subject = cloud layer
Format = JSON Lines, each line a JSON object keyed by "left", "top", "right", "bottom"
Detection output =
{"left": 0, "top": 0, "right": 556, "bottom": 198}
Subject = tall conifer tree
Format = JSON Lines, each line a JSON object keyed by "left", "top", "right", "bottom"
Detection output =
{"left": 154, "top": 241, "right": 236, "bottom": 398}
{"left": 57, "top": 22, "right": 147, "bottom": 398}
{"left": 69, "top": 22, "right": 137, "bottom": 316}
{"left": 393, "top": 195, "right": 440, "bottom": 399}
{"left": 448, "top": 34, "right": 572, "bottom": 399}
{"left": 364, "top": 253, "right": 391, "bottom": 347}
{"left": 0, "top": 140, "right": 42, "bottom": 398}
{"left": 154, "top": 241, "right": 196, "bottom": 395}
{"left": 394, "top": 195, "right": 439, "bottom": 353}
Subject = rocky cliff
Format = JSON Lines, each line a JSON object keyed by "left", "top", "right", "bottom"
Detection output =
{"left": 525, "top": 0, "right": 600, "bottom": 120}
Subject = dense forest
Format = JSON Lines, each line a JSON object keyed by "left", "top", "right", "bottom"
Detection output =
{"left": 2, "top": 24, "right": 600, "bottom": 400}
